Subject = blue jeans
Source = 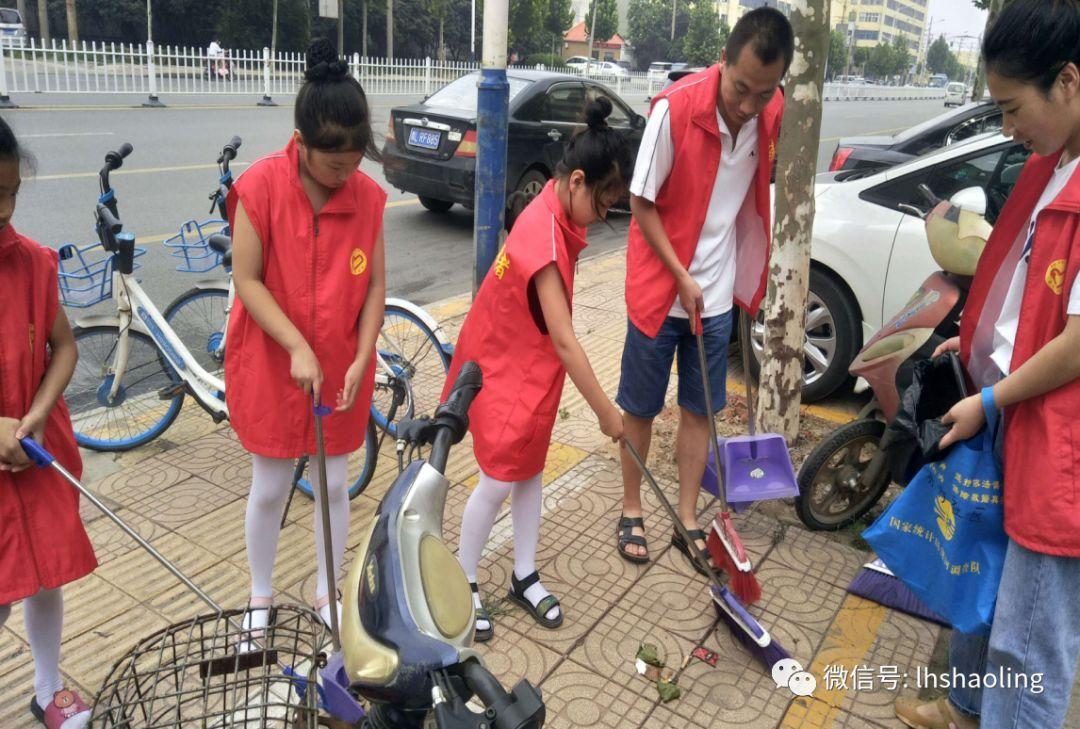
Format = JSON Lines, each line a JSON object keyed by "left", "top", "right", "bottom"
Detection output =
{"left": 615, "top": 313, "right": 733, "bottom": 419}
{"left": 948, "top": 537, "right": 1080, "bottom": 727}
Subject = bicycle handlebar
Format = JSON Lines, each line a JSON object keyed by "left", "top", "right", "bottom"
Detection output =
{"left": 97, "top": 143, "right": 133, "bottom": 232}
{"left": 218, "top": 135, "right": 242, "bottom": 171}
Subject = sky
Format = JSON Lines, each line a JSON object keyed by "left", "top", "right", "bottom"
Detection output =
{"left": 928, "top": 0, "right": 990, "bottom": 48}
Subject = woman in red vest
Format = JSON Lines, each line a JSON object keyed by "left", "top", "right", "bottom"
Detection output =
{"left": 444, "top": 98, "right": 633, "bottom": 642}
{"left": 614, "top": 8, "right": 790, "bottom": 570}
{"left": 895, "top": 2, "right": 1080, "bottom": 727}
{"left": 0, "top": 118, "right": 96, "bottom": 728}
{"left": 226, "top": 39, "right": 386, "bottom": 640}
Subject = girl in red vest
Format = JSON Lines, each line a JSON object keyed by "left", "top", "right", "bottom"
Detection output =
{"left": 0, "top": 118, "right": 96, "bottom": 728}
{"left": 895, "top": 2, "right": 1080, "bottom": 727}
{"left": 226, "top": 39, "right": 386, "bottom": 639}
{"left": 445, "top": 98, "right": 633, "bottom": 641}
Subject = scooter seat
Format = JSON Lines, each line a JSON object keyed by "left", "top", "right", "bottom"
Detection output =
{"left": 207, "top": 233, "right": 232, "bottom": 267}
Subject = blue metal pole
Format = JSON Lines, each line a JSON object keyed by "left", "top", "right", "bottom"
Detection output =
{"left": 473, "top": 0, "right": 509, "bottom": 295}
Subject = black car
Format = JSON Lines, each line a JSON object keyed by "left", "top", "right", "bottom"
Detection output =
{"left": 382, "top": 70, "right": 646, "bottom": 227}
{"left": 829, "top": 101, "right": 1003, "bottom": 173}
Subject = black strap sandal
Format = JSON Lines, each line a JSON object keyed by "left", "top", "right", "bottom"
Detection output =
{"left": 507, "top": 571, "right": 563, "bottom": 629}
{"left": 616, "top": 514, "right": 650, "bottom": 564}
{"left": 671, "top": 528, "right": 717, "bottom": 578}
{"left": 470, "top": 582, "right": 493, "bottom": 643}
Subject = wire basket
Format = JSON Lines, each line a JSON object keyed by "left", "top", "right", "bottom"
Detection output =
{"left": 57, "top": 242, "right": 146, "bottom": 308}
{"left": 91, "top": 605, "right": 332, "bottom": 728}
{"left": 163, "top": 219, "right": 229, "bottom": 273}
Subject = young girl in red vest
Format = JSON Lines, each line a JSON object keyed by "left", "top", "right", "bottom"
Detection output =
{"left": 226, "top": 39, "right": 386, "bottom": 638}
{"left": 895, "top": 2, "right": 1080, "bottom": 727}
{"left": 0, "top": 118, "right": 96, "bottom": 728}
{"left": 444, "top": 97, "right": 633, "bottom": 641}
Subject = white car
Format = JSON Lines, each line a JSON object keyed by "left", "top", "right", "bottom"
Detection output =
{"left": 565, "top": 56, "right": 591, "bottom": 71}
{"left": 744, "top": 132, "right": 1030, "bottom": 401}
{"left": 0, "top": 7, "right": 26, "bottom": 47}
{"left": 945, "top": 81, "right": 967, "bottom": 107}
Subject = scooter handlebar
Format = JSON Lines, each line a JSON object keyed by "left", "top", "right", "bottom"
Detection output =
{"left": 427, "top": 362, "right": 482, "bottom": 473}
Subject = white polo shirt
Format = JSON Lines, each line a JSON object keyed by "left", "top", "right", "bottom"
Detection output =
{"left": 990, "top": 153, "right": 1080, "bottom": 376}
{"left": 629, "top": 97, "right": 759, "bottom": 319}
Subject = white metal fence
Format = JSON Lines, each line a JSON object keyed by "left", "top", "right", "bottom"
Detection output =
{"left": 0, "top": 39, "right": 945, "bottom": 103}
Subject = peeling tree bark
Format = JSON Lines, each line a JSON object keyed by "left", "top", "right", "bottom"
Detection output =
{"left": 757, "top": 0, "right": 830, "bottom": 444}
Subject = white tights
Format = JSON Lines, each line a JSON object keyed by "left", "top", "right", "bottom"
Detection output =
{"left": 1, "top": 588, "right": 66, "bottom": 709}
{"left": 245, "top": 453, "right": 349, "bottom": 626}
{"left": 458, "top": 470, "right": 559, "bottom": 628}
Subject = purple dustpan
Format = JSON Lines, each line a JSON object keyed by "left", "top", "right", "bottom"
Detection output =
{"left": 321, "top": 652, "right": 365, "bottom": 723}
{"left": 702, "top": 437, "right": 727, "bottom": 498}
{"left": 719, "top": 434, "right": 798, "bottom": 511}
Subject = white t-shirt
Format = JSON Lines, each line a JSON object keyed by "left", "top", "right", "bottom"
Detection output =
{"left": 629, "top": 98, "right": 759, "bottom": 319}
{"left": 990, "top": 153, "right": 1080, "bottom": 375}
{"left": 208, "top": 41, "right": 224, "bottom": 59}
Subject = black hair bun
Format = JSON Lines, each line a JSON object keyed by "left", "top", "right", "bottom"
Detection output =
{"left": 583, "top": 96, "right": 612, "bottom": 129}
{"left": 305, "top": 38, "right": 348, "bottom": 82}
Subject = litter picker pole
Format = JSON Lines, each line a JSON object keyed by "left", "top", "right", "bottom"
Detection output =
{"left": 472, "top": 0, "right": 509, "bottom": 295}
{"left": 313, "top": 402, "right": 343, "bottom": 653}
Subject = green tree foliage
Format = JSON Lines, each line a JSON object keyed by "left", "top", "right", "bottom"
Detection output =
{"left": 852, "top": 45, "right": 869, "bottom": 68}
{"left": 543, "top": 0, "right": 574, "bottom": 55}
{"left": 890, "top": 34, "right": 910, "bottom": 77}
{"left": 827, "top": 29, "right": 846, "bottom": 79}
{"left": 584, "top": 0, "right": 618, "bottom": 46}
{"left": 682, "top": 1, "right": 727, "bottom": 68}
{"left": 509, "top": 0, "right": 546, "bottom": 56}
{"left": 865, "top": 41, "right": 892, "bottom": 80}
{"left": 627, "top": 0, "right": 688, "bottom": 70}
{"left": 926, "top": 34, "right": 950, "bottom": 75}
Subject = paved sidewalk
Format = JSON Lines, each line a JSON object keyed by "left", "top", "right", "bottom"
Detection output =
{"left": 2, "top": 249, "right": 1077, "bottom": 728}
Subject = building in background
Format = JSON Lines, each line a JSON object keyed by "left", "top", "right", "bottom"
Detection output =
{"left": 562, "top": 21, "right": 627, "bottom": 62}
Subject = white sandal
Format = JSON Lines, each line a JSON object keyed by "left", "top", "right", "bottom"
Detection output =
{"left": 237, "top": 595, "right": 273, "bottom": 653}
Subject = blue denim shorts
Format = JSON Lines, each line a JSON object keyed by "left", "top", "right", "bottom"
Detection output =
{"left": 615, "top": 312, "right": 733, "bottom": 419}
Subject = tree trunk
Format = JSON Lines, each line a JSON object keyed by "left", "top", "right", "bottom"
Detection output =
{"left": 65, "top": 0, "right": 77, "bottom": 42}
{"left": 271, "top": 0, "right": 278, "bottom": 57}
{"left": 438, "top": 16, "right": 445, "bottom": 63}
{"left": 16, "top": 0, "right": 27, "bottom": 34}
{"left": 362, "top": 0, "right": 367, "bottom": 57}
{"left": 387, "top": 0, "right": 393, "bottom": 59}
{"left": 337, "top": 0, "right": 344, "bottom": 55}
{"left": 586, "top": 0, "right": 597, "bottom": 65}
{"left": 36, "top": 0, "right": 49, "bottom": 40}
{"left": 757, "top": 0, "right": 830, "bottom": 443}
{"left": 971, "top": 0, "right": 1002, "bottom": 103}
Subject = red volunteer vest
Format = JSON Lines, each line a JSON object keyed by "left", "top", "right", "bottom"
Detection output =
{"left": 225, "top": 139, "right": 387, "bottom": 458}
{"left": 442, "top": 181, "right": 587, "bottom": 482}
{"left": 961, "top": 151, "right": 1080, "bottom": 557}
{"left": 0, "top": 226, "right": 96, "bottom": 603}
{"left": 625, "top": 64, "right": 784, "bottom": 337}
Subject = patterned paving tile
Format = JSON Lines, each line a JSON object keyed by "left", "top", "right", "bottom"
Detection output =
{"left": 159, "top": 432, "right": 250, "bottom": 494}
{"left": 94, "top": 530, "right": 221, "bottom": 603}
{"left": 781, "top": 697, "right": 896, "bottom": 728}
{"left": 92, "top": 458, "right": 190, "bottom": 504}
{"left": 551, "top": 414, "right": 615, "bottom": 455}
{"left": 144, "top": 560, "right": 254, "bottom": 623}
{"left": 175, "top": 498, "right": 250, "bottom": 563}
{"left": 0, "top": 628, "right": 34, "bottom": 729}
{"left": 139, "top": 474, "right": 239, "bottom": 529}
{"left": 766, "top": 526, "right": 869, "bottom": 592}
{"left": 540, "top": 657, "right": 656, "bottom": 729}
{"left": 57, "top": 608, "right": 172, "bottom": 701}
{"left": 752, "top": 562, "right": 853, "bottom": 637}
{"left": 472, "top": 625, "right": 562, "bottom": 688}
{"left": 3, "top": 574, "right": 138, "bottom": 646}
{"left": 83, "top": 507, "right": 171, "bottom": 566}
{"left": 495, "top": 571, "right": 606, "bottom": 655}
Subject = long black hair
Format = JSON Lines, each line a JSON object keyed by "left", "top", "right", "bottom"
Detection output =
{"left": 555, "top": 96, "right": 633, "bottom": 214}
{"left": 983, "top": 0, "right": 1080, "bottom": 94}
{"left": 0, "top": 115, "right": 35, "bottom": 174}
{"left": 295, "top": 39, "right": 381, "bottom": 162}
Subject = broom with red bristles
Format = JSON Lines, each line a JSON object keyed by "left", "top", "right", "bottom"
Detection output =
{"left": 695, "top": 312, "right": 761, "bottom": 605}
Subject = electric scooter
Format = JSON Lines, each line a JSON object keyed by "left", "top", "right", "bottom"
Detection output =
{"left": 795, "top": 184, "right": 993, "bottom": 530}
{"left": 342, "top": 361, "right": 546, "bottom": 728}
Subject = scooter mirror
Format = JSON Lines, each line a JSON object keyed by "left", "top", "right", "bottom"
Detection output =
{"left": 948, "top": 186, "right": 987, "bottom": 217}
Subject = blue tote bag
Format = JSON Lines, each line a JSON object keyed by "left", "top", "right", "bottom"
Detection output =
{"left": 863, "top": 388, "right": 1007, "bottom": 635}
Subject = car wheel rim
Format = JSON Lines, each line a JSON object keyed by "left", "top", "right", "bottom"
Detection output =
{"left": 750, "top": 291, "right": 837, "bottom": 386}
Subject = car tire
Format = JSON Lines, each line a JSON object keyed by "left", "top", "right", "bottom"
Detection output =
{"left": 506, "top": 169, "right": 549, "bottom": 231}
{"left": 418, "top": 196, "right": 454, "bottom": 213}
{"left": 739, "top": 267, "right": 861, "bottom": 403}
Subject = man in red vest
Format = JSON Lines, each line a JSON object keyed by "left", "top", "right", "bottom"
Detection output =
{"left": 613, "top": 8, "right": 791, "bottom": 571}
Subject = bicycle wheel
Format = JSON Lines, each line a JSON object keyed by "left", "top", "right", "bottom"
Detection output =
{"left": 371, "top": 304, "right": 452, "bottom": 437}
{"left": 295, "top": 420, "right": 379, "bottom": 500}
{"left": 67, "top": 325, "right": 185, "bottom": 451}
{"left": 163, "top": 286, "right": 229, "bottom": 377}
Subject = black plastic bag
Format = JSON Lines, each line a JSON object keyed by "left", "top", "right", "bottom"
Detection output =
{"left": 884, "top": 352, "right": 969, "bottom": 485}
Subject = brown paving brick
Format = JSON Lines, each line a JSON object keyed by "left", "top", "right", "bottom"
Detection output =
{"left": 646, "top": 703, "right": 725, "bottom": 728}
{"left": 780, "top": 696, "right": 895, "bottom": 728}
{"left": 145, "top": 561, "right": 253, "bottom": 623}
{"left": 472, "top": 625, "right": 561, "bottom": 688}
{"left": 141, "top": 474, "right": 240, "bottom": 529}
{"left": 283, "top": 549, "right": 361, "bottom": 607}
{"left": 540, "top": 658, "right": 655, "bottom": 728}
{"left": 752, "top": 562, "right": 851, "bottom": 637}
{"left": 92, "top": 458, "right": 190, "bottom": 503}
{"left": 159, "top": 433, "right": 249, "bottom": 492}
{"left": 765, "top": 526, "right": 869, "bottom": 592}
{"left": 0, "top": 629, "right": 34, "bottom": 728}
{"left": 83, "top": 507, "right": 171, "bottom": 566}
{"left": 496, "top": 572, "right": 605, "bottom": 655}
{"left": 551, "top": 414, "right": 614, "bottom": 454}
{"left": 59, "top": 608, "right": 171, "bottom": 699}
{"left": 176, "top": 498, "right": 250, "bottom": 563}
{"left": 157, "top": 408, "right": 227, "bottom": 447}
{"left": 96, "top": 531, "right": 220, "bottom": 602}
{"left": 4, "top": 575, "right": 138, "bottom": 646}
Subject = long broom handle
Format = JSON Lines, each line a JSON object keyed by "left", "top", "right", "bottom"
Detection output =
{"left": 20, "top": 437, "right": 224, "bottom": 615}
{"left": 313, "top": 402, "right": 343, "bottom": 654}
{"left": 741, "top": 314, "right": 756, "bottom": 437}
{"left": 694, "top": 313, "right": 730, "bottom": 512}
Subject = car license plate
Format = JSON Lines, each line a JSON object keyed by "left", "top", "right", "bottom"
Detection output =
{"left": 2, "top": 29, "right": 15, "bottom": 35}
{"left": 407, "top": 128, "right": 441, "bottom": 150}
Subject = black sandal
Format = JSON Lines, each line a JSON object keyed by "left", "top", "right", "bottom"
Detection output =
{"left": 671, "top": 528, "right": 717, "bottom": 578}
{"left": 616, "top": 514, "right": 650, "bottom": 564}
{"left": 470, "top": 582, "right": 493, "bottom": 643}
{"left": 507, "top": 571, "right": 563, "bottom": 629}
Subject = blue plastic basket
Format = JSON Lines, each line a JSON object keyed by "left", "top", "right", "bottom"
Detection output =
{"left": 57, "top": 242, "right": 146, "bottom": 308}
{"left": 163, "top": 218, "right": 228, "bottom": 273}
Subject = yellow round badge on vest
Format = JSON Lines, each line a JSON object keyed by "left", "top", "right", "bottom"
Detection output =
{"left": 350, "top": 248, "right": 368, "bottom": 276}
{"left": 493, "top": 246, "right": 510, "bottom": 280}
{"left": 1046, "top": 259, "right": 1066, "bottom": 295}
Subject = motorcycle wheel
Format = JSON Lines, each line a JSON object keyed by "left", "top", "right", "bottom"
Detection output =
{"left": 796, "top": 418, "right": 892, "bottom": 531}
